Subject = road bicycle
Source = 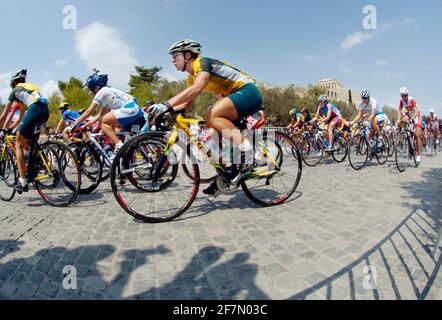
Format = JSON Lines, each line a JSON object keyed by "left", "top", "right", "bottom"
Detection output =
{"left": 347, "top": 121, "right": 391, "bottom": 170}
{"left": 110, "top": 110, "right": 302, "bottom": 223}
{"left": 301, "top": 122, "right": 348, "bottom": 167}
{"left": 395, "top": 120, "right": 421, "bottom": 172}
{"left": 0, "top": 127, "right": 81, "bottom": 206}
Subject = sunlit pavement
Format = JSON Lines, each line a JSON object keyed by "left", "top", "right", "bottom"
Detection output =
{"left": 0, "top": 153, "right": 441, "bottom": 300}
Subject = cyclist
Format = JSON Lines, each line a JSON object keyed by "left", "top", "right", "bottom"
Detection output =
{"left": 55, "top": 102, "right": 81, "bottom": 139}
{"left": 397, "top": 87, "right": 422, "bottom": 163}
{"left": 0, "top": 69, "right": 49, "bottom": 194}
{"left": 148, "top": 39, "right": 263, "bottom": 196}
{"left": 70, "top": 70, "right": 145, "bottom": 160}
{"left": 287, "top": 108, "right": 304, "bottom": 133}
{"left": 309, "top": 95, "right": 343, "bottom": 151}
{"left": 421, "top": 118, "right": 428, "bottom": 150}
{"left": 350, "top": 90, "right": 389, "bottom": 147}
{"left": 427, "top": 108, "right": 439, "bottom": 146}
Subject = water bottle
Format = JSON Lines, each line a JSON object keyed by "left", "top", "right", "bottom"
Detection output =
{"left": 190, "top": 124, "right": 201, "bottom": 137}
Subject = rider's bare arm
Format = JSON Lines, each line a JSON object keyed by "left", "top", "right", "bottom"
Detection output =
{"left": 310, "top": 107, "right": 321, "bottom": 123}
{"left": 11, "top": 107, "right": 26, "bottom": 132}
{"left": 167, "top": 72, "right": 211, "bottom": 108}
{"left": 323, "top": 108, "right": 332, "bottom": 123}
{"left": 352, "top": 110, "right": 362, "bottom": 125}
{"left": 56, "top": 119, "right": 64, "bottom": 134}
{"left": 0, "top": 102, "right": 13, "bottom": 129}
{"left": 85, "top": 108, "right": 108, "bottom": 127}
{"left": 73, "top": 102, "right": 99, "bottom": 127}
{"left": 369, "top": 108, "right": 376, "bottom": 122}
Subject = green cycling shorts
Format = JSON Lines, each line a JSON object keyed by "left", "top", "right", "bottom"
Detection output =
{"left": 228, "top": 83, "right": 263, "bottom": 119}
{"left": 19, "top": 102, "right": 49, "bottom": 139}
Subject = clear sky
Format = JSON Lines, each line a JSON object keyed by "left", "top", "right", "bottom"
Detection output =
{"left": 0, "top": 0, "right": 441, "bottom": 113}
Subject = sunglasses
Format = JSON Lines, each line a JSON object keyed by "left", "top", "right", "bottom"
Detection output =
{"left": 172, "top": 53, "right": 182, "bottom": 61}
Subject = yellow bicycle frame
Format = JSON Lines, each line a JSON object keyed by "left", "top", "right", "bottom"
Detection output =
{"left": 163, "top": 114, "right": 279, "bottom": 178}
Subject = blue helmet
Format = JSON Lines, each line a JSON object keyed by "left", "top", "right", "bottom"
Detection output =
{"left": 85, "top": 72, "right": 108, "bottom": 89}
{"left": 289, "top": 108, "right": 299, "bottom": 116}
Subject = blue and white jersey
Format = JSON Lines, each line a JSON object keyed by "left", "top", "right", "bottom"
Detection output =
{"left": 359, "top": 98, "right": 383, "bottom": 115}
{"left": 93, "top": 87, "right": 135, "bottom": 110}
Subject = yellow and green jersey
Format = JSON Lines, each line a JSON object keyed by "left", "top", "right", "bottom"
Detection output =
{"left": 8, "top": 83, "right": 48, "bottom": 108}
{"left": 187, "top": 57, "right": 256, "bottom": 96}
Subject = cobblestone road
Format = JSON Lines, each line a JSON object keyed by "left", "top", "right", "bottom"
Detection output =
{"left": 0, "top": 153, "right": 441, "bottom": 300}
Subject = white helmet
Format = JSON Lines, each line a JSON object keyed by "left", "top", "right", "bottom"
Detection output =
{"left": 360, "top": 90, "right": 370, "bottom": 99}
{"left": 430, "top": 108, "right": 435, "bottom": 113}
{"left": 318, "top": 95, "right": 329, "bottom": 103}
{"left": 400, "top": 87, "right": 409, "bottom": 95}
{"left": 169, "top": 39, "right": 202, "bottom": 55}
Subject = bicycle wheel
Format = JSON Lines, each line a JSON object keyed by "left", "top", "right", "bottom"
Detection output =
{"left": 33, "top": 141, "right": 81, "bottom": 207}
{"left": 181, "top": 143, "right": 217, "bottom": 184}
{"left": 348, "top": 134, "right": 370, "bottom": 170}
{"left": 0, "top": 147, "right": 17, "bottom": 201}
{"left": 429, "top": 133, "right": 436, "bottom": 157}
{"left": 69, "top": 142, "right": 103, "bottom": 194}
{"left": 301, "top": 137, "right": 323, "bottom": 167}
{"left": 110, "top": 133, "right": 200, "bottom": 223}
{"left": 412, "top": 134, "right": 421, "bottom": 168}
{"left": 375, "top": 133, "right": 389, "bottom": 165}
{"left": 387, "top": 132, "right": 395, "bottom": 158}
{"left": 395, "top": 131, "right": 410, "bottom": 172}
{"left": 331, "top": 136, "right": 348, "bottom": 163}
{"left": 241, "top": 130, "right": 302, "bottom": 206}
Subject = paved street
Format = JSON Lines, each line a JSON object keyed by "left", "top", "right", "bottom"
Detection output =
{"left": 0, "top": 152, "right": 441, "bottom": 300}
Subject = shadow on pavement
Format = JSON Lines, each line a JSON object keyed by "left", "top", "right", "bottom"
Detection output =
{"left": 287, "top": 167, "right": 442, "bottom": 300}
{"left": 0, "top": 241, "right": 267, "bottom": 300}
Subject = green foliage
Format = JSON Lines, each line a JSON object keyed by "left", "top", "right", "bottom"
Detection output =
{"left": 258, "top": 84, "right": 326, "bottom": 126}
{"left": 128, "top": 66, "right": 162, "bottom": 106}
{"left": 331, "top": 100, "right": 358, "bottom": 120}
{"left": 47, "top": 92, "right": 63, "bottom": 129}
{"left": 129, "top": 66, "right": 162, "bottom": 88}
{"left": 58, "top": 77, "right": 93, "bottom": 110}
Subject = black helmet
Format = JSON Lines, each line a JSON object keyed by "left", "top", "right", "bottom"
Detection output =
{"left": 10, "top": 69, "right": 27, "bottom": 87}
{"left": 58, "top": 102, "right": 70, "bottom": 110}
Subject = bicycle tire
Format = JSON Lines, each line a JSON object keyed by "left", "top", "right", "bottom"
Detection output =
{"left": 331, "top": 136, "right": 348, "bottom": 163}
{"left": 241, "top": 130, "right": 302, "bottom": 207}
{"left": 35, "top": 141, "right": 81, "bottom": 207}
{"left": 0, "top": 147, "right": 17, "bottom": 202}
{"left": 110, "top": 133, "right": 200, "bottom": 223}
{"left": 69, "top": 142, "right": 103, "bottom": 194}
{"left": 395, "top": 131, "right": 410, "bottom": 173}
{"left": 348, "top": 134, "right": 370, "bottom": 170}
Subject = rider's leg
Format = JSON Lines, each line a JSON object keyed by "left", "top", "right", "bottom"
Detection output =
{"left": 328, "top": 121, "right": 336, "bottom": 146}
{"left": 15, "top": 133, "right": 30, "bottom": 183}
{"left": 101, "top": 112, "right": 123, "bottom": 146}
{"left": 416, "top": 126, "right": 422, "bottom": 155}
{"left": 210, "top": 98, "right": 244, "bottom": 146}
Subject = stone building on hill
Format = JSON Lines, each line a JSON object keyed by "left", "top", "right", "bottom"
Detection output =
{"left": 315, "top": 79, "right": 361, "bottom": 108}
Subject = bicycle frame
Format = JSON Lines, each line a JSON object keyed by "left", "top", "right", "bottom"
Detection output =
{"left": 154, "top": 114, "right": 280, "bottom": 182}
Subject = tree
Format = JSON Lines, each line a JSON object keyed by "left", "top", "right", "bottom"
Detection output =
{"left": 129, "top": 66, "right": 162, "bottom": 87}
{"left": 348, "top": 89, "right": 353, "bottom": 105}
{"left": 58, "top": 77, "right": 92, "bottom": 110}
{"left": 47, "top": 92, "right": 63, "bottom": 130}
{"left": 128, "top": 66, "right": 163, "bottom": 106}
